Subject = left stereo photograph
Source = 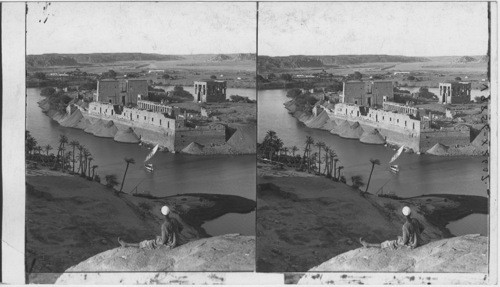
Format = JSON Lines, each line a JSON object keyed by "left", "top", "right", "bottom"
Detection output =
{"left": 25, "top": 2, "right": 257, "bottom": 284}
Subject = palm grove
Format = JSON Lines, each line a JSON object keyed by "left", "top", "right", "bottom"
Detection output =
{"left": 26, "top": 131, "right": 136, "bottom": 194}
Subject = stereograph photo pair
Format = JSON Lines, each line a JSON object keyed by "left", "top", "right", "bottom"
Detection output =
{"left": 1, "top": 1, "right": 497, "bottom": 285}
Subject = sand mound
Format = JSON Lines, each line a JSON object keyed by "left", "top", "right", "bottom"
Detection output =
{"left": 59, "top": 109, "right": 84, "bottom": 128}
{"left": 330, "top": 120, "right": 350, "bottom": 135}
{"left": 321, "top": 119, "right": 337, "bottom": 131}
{"left": 426, "top": 143, "right": 450, "bottom": 155}
{"left": 227, "top": 124, "right": 256, "bottom": 153}
{"left": 182, "top": 142, "right": 205, "bottom": 154}
{"left": 76, "top": 118, "right": 92, "bottom": 130}
{"left": 114, "top": 127, "right": 140, "bottom": 144}
{"left": 338, "top": 121, "right": 364, "bottom": 139}
{"left": 360, "top": 129, "right": 386, "bottom": 144}
{"left": 298, "top": 235, "right": 487, "bottom": 279}
{"left": 84, "top": 118, "right": 102, "bottom": 134}
{"left": 304, "top": 110, "right": 330, "bottom": 129}
{"left": 92, "top": 120, "right": 118, "bottom": 138}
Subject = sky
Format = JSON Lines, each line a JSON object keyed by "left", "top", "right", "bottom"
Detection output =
{"left": 259, "top": 2, "right": 489, "bottom": 57}
{"left": 27, "top": 2, "right": 256, "bottom": 55}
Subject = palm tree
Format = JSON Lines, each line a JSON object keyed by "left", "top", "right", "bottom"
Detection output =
{"left": 310, "top": 152, "right": 318, "bottom": 173}
{"left": 69, "top": 140, "right": 79, "bottom": 173}
{"left": 337, "top": 165, "right": 344, "bottom": 181}
{"left": 77, "top": 145, "right": 84, "bottom": 173}
{"left": 119, "top": 157, "right": 135, "bottom": 193}
{"left": 91, "top": 165, "right": 98, "bottom": 179}
{"left": 315, "top": 142, "right": 325, "bottom": 174}
{"left": 365, "top": 158, "right": 381, "bottom": 194}
{"left": 302, "top": 136, "right": 314, "bottom": 172}
{"left": 333, "top": 158, "right": 339, "bottom": 180}
{"left": 82, "top": 148, "right": 90, "bottom": 176}
{"left": 25, "top": 131, "right": 37, "bottom": 156}
{"left": 291, "top": 146, "right": 298, "bottom": 157}
{"left": 323, "top": 146, "right": 330, "bottom": 176}
{"left": 87, "top": 156, "right": 93, "bottom": 179}
{"left": 44, "top": 144, "right": 52, "bottom": 156}
{"left": 282, "top": 147, "right": 289, "bottom": 157}
{"left": 57, "top": 134, "right": 68, "bottom": 165}
{"left": 57, "top": 146, "right": 64, "bottom": 169}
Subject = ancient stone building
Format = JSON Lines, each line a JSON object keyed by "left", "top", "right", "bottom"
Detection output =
{"left": 193, "top": 80, "right": 227, "bottom": 102}
{"left": 97, "top": 79, "right": 148, "bottom": 105}
{"left": 383, "top": 101, "right": 420, "bottom": 117}
{"left": 438, "top": 82, "right": 471, "bottom": 104}
{"left": 340, "top": 80, "right": 394, "bottom": 107}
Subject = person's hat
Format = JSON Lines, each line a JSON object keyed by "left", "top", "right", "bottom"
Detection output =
{"left": 161, "top": 205, "right": 170, "bottom": 216}
{"left": 402, "top": 206, "right": 411, "bottom": 216}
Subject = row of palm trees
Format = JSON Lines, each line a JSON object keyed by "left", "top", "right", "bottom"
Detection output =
{"left": 26, "top": 132, "right": 99, "bottom": 179}
{"left": 258, "top": 130, "right": 382, "bottom": 194}
{"left": 26, "top": 131, "right": 137, "bottom": 194}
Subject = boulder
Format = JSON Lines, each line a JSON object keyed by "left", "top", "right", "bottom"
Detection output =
{"left": 298, "top": 234, "right": 487, "bottom": 280}
{"left": 55, "top": 234, "right": 254, "bottom": 283}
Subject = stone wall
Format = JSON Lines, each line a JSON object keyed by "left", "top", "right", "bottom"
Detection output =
{"left": 329, "top": 103, "right": 421, "bottom": 151}
{"left": 87, "top": 102, "right": 226, "bottom": 152}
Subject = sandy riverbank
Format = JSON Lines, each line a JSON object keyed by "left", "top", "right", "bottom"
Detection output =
{"left": 26, "top": 167, "right": 255, "bottom": 277}
{"left": 256, "top": 162, "right": 488, "bottom": 272}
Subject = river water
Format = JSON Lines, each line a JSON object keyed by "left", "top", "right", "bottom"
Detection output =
{"left": 258, "top": 89, "right": 488, "bottom": 236}
{"left": 26, "top": 88, "right": 255, "bottom": 236}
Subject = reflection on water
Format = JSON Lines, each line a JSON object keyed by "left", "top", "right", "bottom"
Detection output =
{"left": 27, "top": 88, "right": 255, "bottom": 235}
{"left": 258, "top": 89, "right": 488, "bottom": 235}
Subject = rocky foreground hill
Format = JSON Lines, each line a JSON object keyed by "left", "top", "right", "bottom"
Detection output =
{"left": 297, "top": 234, "right": 487, "bottom": 284}
{"left": 54, "top": 234, "right": 254, "bottom": 284}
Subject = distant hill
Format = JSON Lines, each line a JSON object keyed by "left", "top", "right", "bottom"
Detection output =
{"left": 258, "top": 55, "right": 430, "bottom": 72}
{"left": 453, "top": 55, "right": 488, "bottom": 64}
{"left": 26, "top": 53, "right": 185, "bottom": 67}
{"left": 208, "top": 53, "right": 257, "bottom": 62}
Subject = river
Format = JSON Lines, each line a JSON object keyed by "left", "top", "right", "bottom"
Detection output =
{"left": 26, "top": 88, "right": 255, "bottom": 236}
{"left": 258, "top": 89, "right": 488, "bottom": 236}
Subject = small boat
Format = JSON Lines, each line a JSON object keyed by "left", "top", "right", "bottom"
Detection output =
{"left": 390, "top": 165, "right": 399, "bottom": 173}
{"left": 144, "top": 144, "right": 159, "bottom": 172}
{"left": 145, "top": 163, "right": 154, "bottom": 172}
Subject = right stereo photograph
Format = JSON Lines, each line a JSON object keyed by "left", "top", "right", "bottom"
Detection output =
{"left": 256, "top": 1, "right": 492, "bottom": 282}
